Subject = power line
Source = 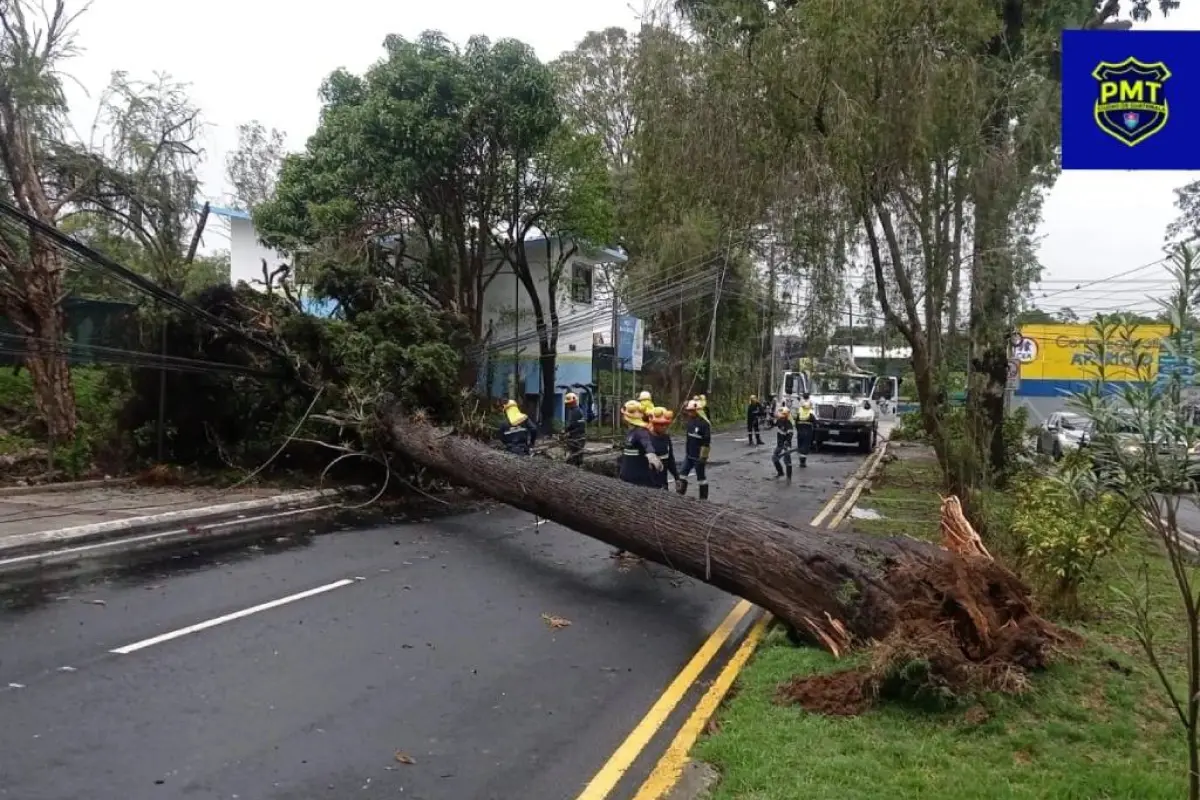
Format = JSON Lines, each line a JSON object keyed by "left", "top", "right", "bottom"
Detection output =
{"left": 0, "top": 199, "right": 288, "bottom": 363}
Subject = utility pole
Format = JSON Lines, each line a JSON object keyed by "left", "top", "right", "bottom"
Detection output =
{"left": 766, "top": 241, "right": 777, "bottom": 397}
{"left": 609, "top": 276, "right": 620, "bottom": 427}
{"left": 847, "top": 298, "right": 854, "bottom": 351}
{"left": 705, "top": 257, "right": 728, "bottom": 397}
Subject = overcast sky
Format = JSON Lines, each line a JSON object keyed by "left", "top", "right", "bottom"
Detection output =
{"left": 58, "top": 0, "right": 1200, "bottom": 315}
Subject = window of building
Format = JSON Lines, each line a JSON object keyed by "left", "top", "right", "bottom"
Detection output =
{"left": 570, "top": 263, "right": 593, "bottom": 305}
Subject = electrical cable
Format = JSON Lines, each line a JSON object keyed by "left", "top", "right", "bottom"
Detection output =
{"left": 0, "top": 199, "right": 287, "bottom": 362}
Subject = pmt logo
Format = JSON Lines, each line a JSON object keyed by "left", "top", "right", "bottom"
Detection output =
{"left": 1092, "top": 57, "right": 1171, "bottom": 146}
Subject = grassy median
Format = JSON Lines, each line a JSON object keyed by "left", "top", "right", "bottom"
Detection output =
{"left": 694, "top": 444, "right": 1188, "bottom": 799}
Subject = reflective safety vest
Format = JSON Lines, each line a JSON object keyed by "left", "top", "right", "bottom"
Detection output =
{"left": 796, "top": 403, "right": 813, "bottom": 421}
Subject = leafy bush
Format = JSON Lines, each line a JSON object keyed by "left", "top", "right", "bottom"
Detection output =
{"left": 889, "top": 409, "right": 925, "bottom": 441}
{"left": 1010, "top": 464, "right": 1138, "bottom": 615}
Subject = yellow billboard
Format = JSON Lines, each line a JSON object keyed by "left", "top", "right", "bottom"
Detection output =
{"left": 1017, "top": 323, "right": 1168, "bottom": 383}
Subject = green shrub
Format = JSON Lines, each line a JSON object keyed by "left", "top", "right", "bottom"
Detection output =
{"left": 1011, "top": 467, "right": 1139, "bottom": 616}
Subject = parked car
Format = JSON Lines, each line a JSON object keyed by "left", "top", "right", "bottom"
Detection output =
{"left": 1035, "top": 412, "right": 1092, "bottom": 459}
{"left": 1084, "top": 410, "right": 1200, "bottom": 490}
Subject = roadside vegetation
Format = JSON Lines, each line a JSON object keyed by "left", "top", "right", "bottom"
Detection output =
{"left": 698, "top": 441, "right": 1188, "bottom": 798}
{"left": 697, "top": 250, "right": 1200, "bottom": 797}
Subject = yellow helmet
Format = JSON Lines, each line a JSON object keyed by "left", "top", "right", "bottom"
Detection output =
{"left": 648, "top": 406, "right": 669, "bottom": 426}
{"left": 622, "top": 399, "right": 646, "bottom": 427}
{"left": 638, "top": 390, "right": 652, "bottom": 401}
{"left": 564, "top": 392, "right": 579, "bottom": 406}
{"left": 504, "top": 401, "right": 528, "bottom": 426}
{"left": 662, "top": 409, "right": 675, "bottom": 423}
{"left": 684, "top": 399, "right": 700, "bottom": 412}
{"left": 750, "top": 394, "right": 758, "bottom": 402}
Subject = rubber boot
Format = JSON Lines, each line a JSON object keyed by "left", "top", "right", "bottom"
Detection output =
{"left": 756, "top": 434, "right": 764, "bottom": 445}
{"left": 676, "top": 478, "right": 688, "bottom": 495}
{"left": 774, "top": 464, "right": 784, "bottom": 478}
{"left": 786, "top": 464, "right": 793, "bottom": 481}
{"left": 698, "top": 483, "right": 709, "bottom": 500}
{"left": 800, "top": 455, "right": 807, "bottom": 468}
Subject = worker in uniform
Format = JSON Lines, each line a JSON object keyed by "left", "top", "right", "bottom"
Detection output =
{"left": 563, "top": 391, "right": 586, "bottom": 466}
{"left": 638, "top": 390, "right": 655, "bottom": 418}
{"left": 693, "top": 394, "right": 711, "bottom": 424}
{"left": 619, "top": 399, "right": 662, "bottom": 488}
{"left": 498, "top": 399, "right": 538, "bottom": 455}
{"left": 614, "top": 399, "right": 663, "bottom": 559}
{"left": 772, "top": 407, "right": 796, "bottom": 481}
{"left": 647, "top": 406, "right": 679, "bottom": 490}
{"left": 677, "top": 399, "right": 712, "bottom": 500}
{"left": 746, "top": 394, "right": 764, "bottom": 446}
{"left": 795, "top": 391, "right": 814, "bottom": 468}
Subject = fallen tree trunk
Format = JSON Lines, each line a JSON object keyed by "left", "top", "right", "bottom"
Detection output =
{"left": 387, "top": 415, "right": 1056, "bottom": 659}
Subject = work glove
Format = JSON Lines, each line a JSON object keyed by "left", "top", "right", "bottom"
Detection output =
{"left": 646, "top": 452, "right": 664, "bottom": 472}
{"left": 699, "top": 446, "right": 711, "bottom": 460}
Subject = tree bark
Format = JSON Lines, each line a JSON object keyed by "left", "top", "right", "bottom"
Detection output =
{"left": 388, "top": 414, "right": 961, "bottom": 646}
{"left": 0, "top": 238, "right": 78, "bottom": 442}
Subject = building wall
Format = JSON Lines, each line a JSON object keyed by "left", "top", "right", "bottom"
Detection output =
{"left": 1017, "top": 322, "right": 1171, "bottom": 397}
{"left": 480, "top": 237, "right": 619, "bottom": 420}
{"left": 229, "top": 218, "right": 289, "bottom": 286}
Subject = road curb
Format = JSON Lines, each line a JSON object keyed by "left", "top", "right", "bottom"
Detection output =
{"left": 0, "top": 489, "right": 348, "bottom": 562}
{"left": 0, "top": 503, "right": 339, "bottom": 575}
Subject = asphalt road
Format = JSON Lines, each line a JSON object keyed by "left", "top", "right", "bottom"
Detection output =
{"left": 0, "top": 429, "right": 869, "bottom": 800}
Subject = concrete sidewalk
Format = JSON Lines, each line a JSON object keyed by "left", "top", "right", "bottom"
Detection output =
{"left": 0, "top": 482, "right": 346, "bottom": 575}
{"left": 0, "top": 484, "right": 285, "bottom": 540}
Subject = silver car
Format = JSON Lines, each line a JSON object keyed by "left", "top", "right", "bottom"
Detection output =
{"left": 1036, "top": 412, "right": 1092, "bottom": 459}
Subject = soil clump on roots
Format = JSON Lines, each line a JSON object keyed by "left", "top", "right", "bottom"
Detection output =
{"left": 777, "top": 500, "right": 1074, "bottom": 717}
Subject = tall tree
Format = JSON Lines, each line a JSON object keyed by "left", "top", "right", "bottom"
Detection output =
{"left": 493, "top": 127, "right": 615, "bottom": 427}
{"left": 62, "top": 71, "right": 206, "bottom": 293}
{"left": 254, "top": 32, "right": 562, "bottom": 349}
{"left": 552, "top": 27, "right": 638, "bottom": 170}
{"left": 225, "top": 120, "right": 285, "bottom": 212}
{"left": 0, "top": 0, "right": 86, "bottom": 440}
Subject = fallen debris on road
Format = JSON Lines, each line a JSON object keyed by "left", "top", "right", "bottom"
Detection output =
{"left": 386, "top": 415, "right": 1066, "bottom": 696}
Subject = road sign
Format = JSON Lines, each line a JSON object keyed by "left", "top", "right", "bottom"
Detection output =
{"left": 1006, "top": 359, "right": 1021, "bottom": 391}
{"left": 1012, "top": 336, "right": 1038, "bottom": 364}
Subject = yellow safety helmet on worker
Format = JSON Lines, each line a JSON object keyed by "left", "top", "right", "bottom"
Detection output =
{"left": 622, "top": 399, "right": 647, "bottom": 427}
{"left": 502, "top": 399, "right": 528, "bottom": 426}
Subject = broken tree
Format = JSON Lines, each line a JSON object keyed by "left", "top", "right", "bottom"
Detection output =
{"left": 387, "top": 416, "right": 1060, "bottom": 662}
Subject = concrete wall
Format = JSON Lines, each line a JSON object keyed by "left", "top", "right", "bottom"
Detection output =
{"left": 229, "top": 217, "right": 289, "bottom": 287}
{"left": 481, "top": 237, "right": 620, "bottom": 420}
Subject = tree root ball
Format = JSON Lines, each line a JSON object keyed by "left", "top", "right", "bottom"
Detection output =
{"left": 776, "top": 555, "right": 1076, "bottom": 716}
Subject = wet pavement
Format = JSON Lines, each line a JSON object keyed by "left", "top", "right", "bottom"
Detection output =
{"left": 0, "top": 429, "right": 873, "bottom": 800}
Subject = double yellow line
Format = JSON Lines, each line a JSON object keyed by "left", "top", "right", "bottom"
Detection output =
{"left": 575, "top": 441, "right": 890, "bottom": 800}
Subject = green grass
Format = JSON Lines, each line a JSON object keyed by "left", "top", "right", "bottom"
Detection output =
{"left": 694, "top": 446, "right": 1191, "bottom": 799}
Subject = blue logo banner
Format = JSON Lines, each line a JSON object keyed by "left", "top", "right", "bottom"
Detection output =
{"left": 1062, "top": 30, "right": 1200, "bottom": 170}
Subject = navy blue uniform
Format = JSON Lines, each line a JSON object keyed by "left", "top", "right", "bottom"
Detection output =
{"left": 649, "top": 431, "right": 679, "bottom": 489}
{"left": 564, "top": 405, "right": 586, "bottom": 465}
{"left": 746, "top": 401, "right": 763, "bottom": 445}
{"left": 498, "top": 416, "right": 538, "bottom": 455}
{"left": 678, "top": 415, "right": 712, "bottom": 499}
{"left": 772, "top": 417, "right": 795, "bottom": 478}
{"left": 619, "top": 427, "right": 658, "bottom": 487}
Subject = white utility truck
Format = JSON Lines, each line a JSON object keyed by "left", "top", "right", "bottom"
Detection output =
{"left": 776, "top": 367, "right": 897, "bottom": 454}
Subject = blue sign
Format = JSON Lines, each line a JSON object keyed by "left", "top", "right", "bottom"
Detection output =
{"left": 616, "top": 315, "right": 644, "bottom": 371}
{"left": 1062, "top": 30, "right": 1200, "bottom": 170}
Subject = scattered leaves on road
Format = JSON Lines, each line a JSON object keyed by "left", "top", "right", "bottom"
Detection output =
{"left": 394, "top": 751, "right": 416, "bottom": 764}
{"left": 541, "top": 613, "right": 571, "bottom": 630}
